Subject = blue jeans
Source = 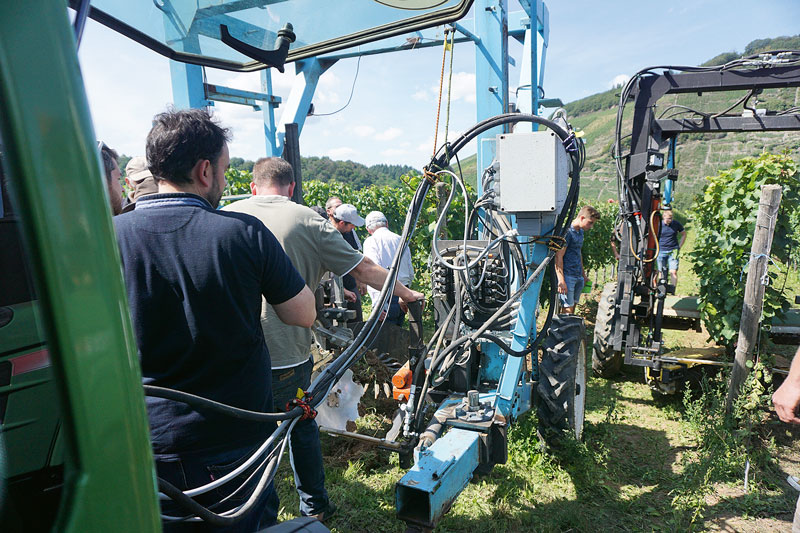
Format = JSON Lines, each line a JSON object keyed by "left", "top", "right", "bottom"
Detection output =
{"left": 559, "top": 274, "right": 585, "bottom": 309}
{"left": 272, "top": 357, "right": 329, "bottom": 516}
{"left": 157, "top": 444, "right": 279, "bottom": 532}
{"left": 386, "top": 295, "right": 405, "bottom": 326}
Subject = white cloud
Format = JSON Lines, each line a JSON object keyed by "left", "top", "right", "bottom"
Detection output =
{"left": 419, "top": 72, "right": 477, "bottom": 105}
{"left": 352, "top": 125, "right": 376, "bottom": 137}
{"left": 375, "top": 127, "right": 403, "bottom": 141}
{"left": 417, "top": 138, "right": 434, "bottom": 152}
{"left": 381, "top": 148, "right": 406, "bottom": 157}
{"left": 449, "top": 72, "right": 477, "bottom": 103}
{"left": 327, "top": 147, "right": 358, "bottom": 159}
{"left": 610, "top": 74, "right": 630, "bottom": 89}
{"left": 412, "top": 89, "right": 429, "bottom": 101}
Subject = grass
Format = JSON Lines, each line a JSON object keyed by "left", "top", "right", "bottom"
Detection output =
{"left": 272, "top": 226, "right": 800, "bottom": 532}
{"left": 274, "top": 355, "right": 800, "bottom": 532}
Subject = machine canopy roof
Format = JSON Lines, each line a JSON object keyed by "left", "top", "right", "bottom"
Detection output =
{"left": 77, "top": 0, "right": 474, "bottom": 71}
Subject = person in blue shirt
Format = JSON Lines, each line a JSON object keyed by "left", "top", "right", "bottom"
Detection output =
{"left": 555, "top": 205, "right": 600, "bottom": 314}
{"left": 115, "top": 108, "right": 315, "bottom": 531}
{"left": 655, "top": 208, "right": 686, "bottom": 288}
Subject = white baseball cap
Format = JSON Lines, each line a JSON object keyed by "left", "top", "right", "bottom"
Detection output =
{"left": 333, "top": 204, "right": 365, "bottom": 226}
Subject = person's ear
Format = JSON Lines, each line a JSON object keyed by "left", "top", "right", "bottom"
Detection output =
{"left": 250, "top": 181, "right": 258, "bottom": 195}
{"left": 189, "top": 158, "right": 213, "bottom": 188}
{"left": 288, "top": 181, "right": 296, "bottom": 198}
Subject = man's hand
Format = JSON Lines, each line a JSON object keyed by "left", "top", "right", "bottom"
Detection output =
{"left": 357, "top": 282, "right": 367, "bottom": 296}
{"left": 583, "top": 273, "right": 589, "bottom": 283}
{"left": 773, "top": 380, "right": 800, "bottom": 424}
{"left": 401, "top": 290, "right": 425, "bottom": 304}
{"left": 343, "top": 288, "right": 357, "bottom": 303}
{"left": 557, "top": 277, "right": 567, "bottom": 295}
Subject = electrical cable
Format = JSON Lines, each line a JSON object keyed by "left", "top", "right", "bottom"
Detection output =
{"left": 144, "top": 385, "right": 300, "bottom": 421}
{"left": 311, "top": 54, "right": 361, "bottom": 117}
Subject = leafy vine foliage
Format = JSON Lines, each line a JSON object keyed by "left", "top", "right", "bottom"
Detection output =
{"left": 577, "top": 198, "right": 619, "bottom": 273}
{"left": 689, "top": 153, "right": 799, "bottom": 345}
{"left": 303, "top": 174, "right": 474, "bottom": 296}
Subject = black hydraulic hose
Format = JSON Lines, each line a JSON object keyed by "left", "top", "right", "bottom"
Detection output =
{"left": 143, "top": 385, "right": 302, "bottom": 421}
{"left": 157, "top": 449, "right": 278, "bottom": 527}
{"left": 475, "top": 333, "right": 532, "bottom": 357}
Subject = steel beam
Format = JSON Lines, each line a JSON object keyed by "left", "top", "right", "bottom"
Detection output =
{"left": 274, "top": 57, "right": 335, "bottom": 155}
{"left": 656, "top": 114, "right": 800, "bottom": 133}
{"left": 395, "top": 429, "right": 480, "bottom": 529}
{"left": 475, "top": 0, "right": 509, "bottom": 190}
{"left": 495, "top": 235, "right": 550, "bottom": 418}
{"left": 262, "top": 69, "right": 280, "bottom": 156}
{"left": 204, "top": 83, "right": 281, "bottom": 110}
{"left": 170, "top": 61, "right": 211, "bottom": 109}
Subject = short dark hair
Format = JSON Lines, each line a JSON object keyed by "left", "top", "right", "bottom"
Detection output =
{"left": 252, "top": 157, "right": 294, "bottom": 188}
{"left": 146, "top": 108, "right": 231, "bottom": 184}
{"left": 99, "top": 142, "right": 119, "bottom": 183}
{"left": 310, "top": 205, "right": 328, "bottom": 220}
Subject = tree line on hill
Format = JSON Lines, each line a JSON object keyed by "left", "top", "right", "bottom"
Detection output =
{"left": 229, "top": 155, "right": 417, "bottom": 189}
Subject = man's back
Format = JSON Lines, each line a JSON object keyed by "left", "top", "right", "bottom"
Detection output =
{"left": 223, "top": 195, "right": 362, "bottom": 368}
{"left": 115, "top": 193, "right": 305, "bottom": 457}
{"left": 363, "top": 226, "right": 413, "bottom": 303}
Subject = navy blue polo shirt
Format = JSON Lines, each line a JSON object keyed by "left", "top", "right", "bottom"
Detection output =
{"left": 658, "top": 220, "right": 685, "bottom": 252}
{"left": 562, "top": 226, "right": 584, "bottom": 277}
{"left": 114, "top": 193, "right": 306, "bottom": 459}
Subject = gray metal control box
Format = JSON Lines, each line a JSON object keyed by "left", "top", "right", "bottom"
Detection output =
{"left": 496, "top": 131, "right": 568, "bottom": 215}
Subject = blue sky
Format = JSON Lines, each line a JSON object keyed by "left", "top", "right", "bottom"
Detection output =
{"left": 78, "top": 0, "right": 800, "bottom": 169}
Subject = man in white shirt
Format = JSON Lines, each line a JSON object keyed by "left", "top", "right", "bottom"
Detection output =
{"left": 363, "top": 210, "right": 414, "bottom": 325}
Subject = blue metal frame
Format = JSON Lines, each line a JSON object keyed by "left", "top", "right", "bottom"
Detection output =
{"left": 170, "top": 6, "right": 548, "bottom": 159}
{"left": 168, "top": 4, "right": 552, "bottom": 528}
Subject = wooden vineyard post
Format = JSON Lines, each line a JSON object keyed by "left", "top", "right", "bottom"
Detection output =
{"left": 726, "top": 184, "right": 782, "bottom": 415}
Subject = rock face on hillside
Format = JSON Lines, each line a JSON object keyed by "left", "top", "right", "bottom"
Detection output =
{"left": 563, "top": 35, "right": 800, "bottom": 205}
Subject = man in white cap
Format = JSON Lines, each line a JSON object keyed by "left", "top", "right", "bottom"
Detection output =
{"left": 121, "top": 156, "right": 159, "bottom": 213}
{"left": 330, "top": 202, "right": 366, "bottom": 322}
{"left": 363, "top": 211, "right": 414, "bottom": 325}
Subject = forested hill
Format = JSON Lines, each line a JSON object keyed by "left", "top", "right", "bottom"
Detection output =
{"left": 563, "top": 35, "right": 800, "bottom": 205}
{"left": 229, "top": 155, "right": 417, "bottom": 188}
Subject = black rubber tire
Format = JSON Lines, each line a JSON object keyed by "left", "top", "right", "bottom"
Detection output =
{"left": 592, "top": 282, "right": 623, "bottom": 378}
{"left": 537, "top": 314, "right": 586, "bottom": 441}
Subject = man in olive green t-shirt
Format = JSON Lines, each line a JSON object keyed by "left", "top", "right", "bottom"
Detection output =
{"left": 223, "top": 157, "right": 423, "bottom": 521}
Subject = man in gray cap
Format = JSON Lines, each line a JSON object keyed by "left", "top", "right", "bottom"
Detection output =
{"left": 121, "top": 156, "right": 159, "bottom": 213}
{"left": 363, "top": 210, "right": 414, "bottom": 325}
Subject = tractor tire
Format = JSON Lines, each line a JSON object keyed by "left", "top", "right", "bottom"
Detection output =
{"left": 592, "top": 282, "right": 623, "bottom": 378}
{"left": 537, "top": 314, "right": 587, "bottom": 441}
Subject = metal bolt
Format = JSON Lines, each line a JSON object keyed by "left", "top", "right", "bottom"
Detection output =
{"left": 468, "top": 390, "right": 480, "bottom": 411}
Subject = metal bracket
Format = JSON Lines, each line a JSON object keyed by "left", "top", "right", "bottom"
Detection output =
{"left": 220, "top": 23, "right": 296, "bottom": 72}
{"left": 204, "top": 83, "right": 281, "bottom": 111}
